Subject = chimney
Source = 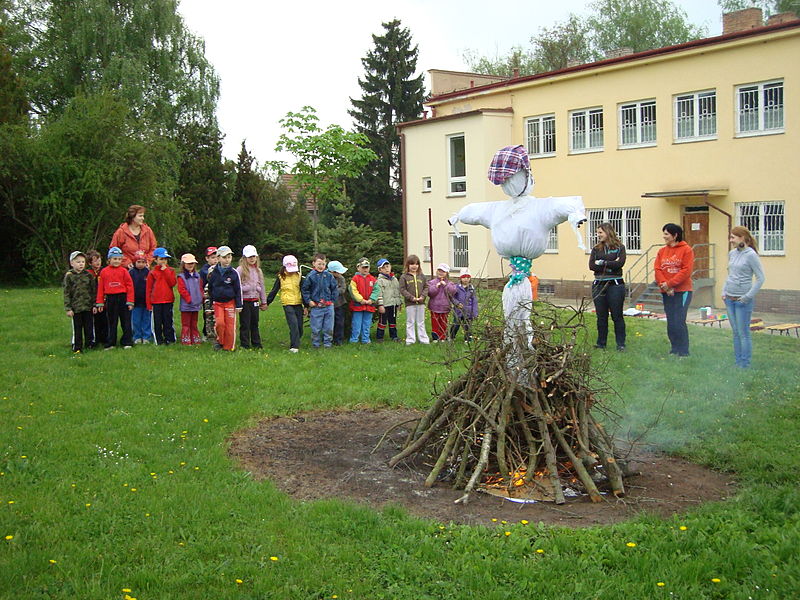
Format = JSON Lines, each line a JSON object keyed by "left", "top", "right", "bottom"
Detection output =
{"left": 605, "top": 47, "right": 634, "bottom": 60}
{"left": 722, "top": 8, "right": 763, "bottom": 34}
{"left": 766, "top": 12, "right": 799, "bottom": 27}
{"left": 512, "top": 68, "right": 520, "bottom": 78}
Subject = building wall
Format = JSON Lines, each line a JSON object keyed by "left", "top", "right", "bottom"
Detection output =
{"left": 402, "top": 27, "right": 799, "bottom": 312}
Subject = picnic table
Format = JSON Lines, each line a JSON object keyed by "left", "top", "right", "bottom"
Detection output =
{"left": 765, "top": 323, "right": 800, "bottom": 337}
{"left": 689, "top": 317, "right": 726, "bottom": 328}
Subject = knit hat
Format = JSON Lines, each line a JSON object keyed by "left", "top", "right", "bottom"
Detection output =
{"left": 282, "top": 255, "right": 299, "bottom": 273}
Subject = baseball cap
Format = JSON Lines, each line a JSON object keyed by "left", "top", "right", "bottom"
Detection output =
{"left": 282, "top": 255, "right": 299, "bottom": 273}
{"left": 327, "top": 260, "right": 348, "bottom": 274}
{"left": 205, "top": 246, "right": 218, "bottom": 256}
{"left": 436, "top": 263, "right": 451, "bottom": 273}
{"left": 216, "top": 245, "right": 233, "bottom": 257}
{"left": 376, "top": 258, "right": 390, "bottom": 268}
{"left": 180, "top": 253, "right": 198, "bottom": 264}
{"left": 69, "top": 251, "right": 85, "bottom": 262}
{"left": 459, "top": 268, "right": 471, "bottom": 278}
{"left": 107, "top": 246, "right": 123, "bottom": 258}
{"left": 153, "top": 247, "right": 172, "bottom": 259}
{"left": 356, "top": 257, "right": 370, "bottom": 268}
{"left": 242, "top": 245, "right": 258, "bottom": 258}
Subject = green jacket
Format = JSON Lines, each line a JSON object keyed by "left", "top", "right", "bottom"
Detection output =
{"left": 375, "top": 273, "right": 403, "bottom": 307}
{"left": 63, "top": 269, "right": 96, "bottom": 313}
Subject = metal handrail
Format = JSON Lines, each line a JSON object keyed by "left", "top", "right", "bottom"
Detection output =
{"left": 625, "top": 243, "right": 716, "bottom": 301}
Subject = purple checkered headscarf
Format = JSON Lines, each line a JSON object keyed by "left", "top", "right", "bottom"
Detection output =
{"left": 487, "top": 145, "right": 530, "bottom": 185}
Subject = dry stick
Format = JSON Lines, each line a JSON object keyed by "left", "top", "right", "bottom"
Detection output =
{"left": 453, "top": 434, "right": 472, "bottom": 489}
{"left": 454, "top": 399, "right": 501, "bottom": 505}
{"left": 513, "top": 399, "right": 539, "bottom": 476}
{"left": 494, "top": 382, "right": 516, "bottom": 483}
{"left": 425, "top": 411, "right": 466, "bottom": 487}
{"left": 371, "top": 418, "right": 421, "bottom": 454}
{"left": 589, "top": 422, "right": 626, "bottom": 497}
{"left": 530, "top": 387, "right": 566, "bottom": 505}
{"left": 389, "top": 408, "right": 452, "bottom": 468}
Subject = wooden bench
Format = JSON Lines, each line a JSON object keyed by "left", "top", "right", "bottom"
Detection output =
{"left": 765, "top": 323, "right": 800, "bottom": 337}
{"left": 689, "top": 317, "right": 725, "bottom": 328}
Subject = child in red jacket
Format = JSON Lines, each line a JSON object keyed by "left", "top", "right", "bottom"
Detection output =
{"left": 146, "top": 247, "right": 177, "bottom": 345}
{"left": 95, "top": 246, "right": 134, "bottom": 349}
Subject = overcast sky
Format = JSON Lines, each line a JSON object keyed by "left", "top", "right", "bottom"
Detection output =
{"left": 178, "top": 0, "right": 724, "bottom": 164}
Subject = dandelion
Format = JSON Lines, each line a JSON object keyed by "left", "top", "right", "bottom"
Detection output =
{"left": 20, "top": 455, "right": 27, "bottom": 459}
{"left": 203, "top": 419, "right": 209, "bottom": 423}
{"left": 194, "top": 466, "right": 200, "bottom": 471}
{"left": 4, "top": 535, "right": 12, "bottom": 540}
{"left": 657, "top": 582, "right": 665, "bottom": 587}
{"left": 711, "top": 578, "right": 721, "bottom": 583}
{"left": 520, "top": 520, "right": 529, "bottom": 525}
{"left": 679, "top": 526, "right": 687, "bottom": 531}
{"left": 145, "top": 513, "right": 150, "bottom": 517}
{"left": 501, "top": 520, "right": 507, "bottom": 524}
{"left": 122, "top": 589, "right": 132, "bottom": 594}
{"left": 270, "top": 556, "right": 278, "bottom": 561}
{"left": 70, "top": 483, "right": 76, "bottom": 488}
{"left": 438, "top": 526, "right": 445, "bottom": 530}
{"left": 504, "top": 531, "right": 511, "bottom": 536}
{"left": 536, "top": 549, "right": 544, "bottom": 554}
{"left": 49, "top": 559, "right": 57, "bottom": 564}
{"left": 179, "top": 462, "right": 186, "bottom": 466}
{"left": 626, "top": 542, "right": 637, "bottom": 547}
{"left": 130, "top": 488, "right": 137, "bottom": 492}
{"left": 16, "top": 426, "right": 22, "bottom": 430}
{"left": 85, "top": 503, "right": 91, "bottom": 508}
{"left": 178, "top": 542, "right": 185, "bottom": 546}
{"left": 235, "top": 579, "right": 243, "bottom": 584}
{"left": 150, "top": 472, "right": 156, "bottom": 476}
{"left": 168, "top": 470, "right": 174, "bottom": 474}
{"left": 7, "top": 501, "right": 14, "bottom": 505}
{"left": 491, "top": 518, "right": 497, "bottom": 522}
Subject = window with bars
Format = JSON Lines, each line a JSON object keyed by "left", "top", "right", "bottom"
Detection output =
{"left": 569, "top": 107, "right": 603, "bottom": 153}
{"left": 737, "top": 80, "right": 784, "bottom": 135}
{"left": 449, "top": 233, "right": 469, "bottom": 269}
{"left": 586, "top": 208, "right": 641, "bottom": 252}
{"left": 526, "top": 114, "right": 556, "bottom": 157}
{"left": 448, "top": 134, "right": 466, "bottom": 194}
{"left": 736, "top": 201, "right": 785, "bottom": 254}
{"left": 545, "top": 226, "right": 558, "bottom": 253}
{"left": 675, "top": 90, "right": 717, "bottom": 141}
{"left": 619, "top": 100, "right": 657, "bottom": 147}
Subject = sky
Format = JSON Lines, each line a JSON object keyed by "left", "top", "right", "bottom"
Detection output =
{"left": 178, "top": 0, "right": 725, "bottom": 164}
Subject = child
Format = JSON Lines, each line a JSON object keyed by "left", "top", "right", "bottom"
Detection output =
{"left": 206, "top": 245, "right": 242, "bottom": 351}
{"left": 199, "top": 247, "right": 218, "bottom": 342}
{"left": 129, "top": 250, "right": 153, "bottom": 344}
{"left": 427, "top": 263, "right": 456, "bottom": 342}
{"left": 63, "top": 251, "right": 95, "bottom": 353}
{"left": 95, "top": 246, "right": 134, "bottom": 349}
{"left": 374, "top": 258, "right": 402, "bottom": 342}
{"left": 399, "top": 254, "right": 429, "bottom": 345}
{"left": 177, "top": 253, "right": 203, "bottom": 345}
{"left": 349, "top": 257, "right": 379, "bottom": 344}
{"left": 450, "top": 268, "right": 478, "bottom": 342}
{"left": 236, "top": 245, "right": 267, "bottom": 350}
{"left": 86, "top": 249, "right": 107, "bottom": 348}
{"left": 146, "top": 247, "right": 177, "bottom": 345}
{"left": 266, "top": 255, "right": 304, "bottom": 353}
{"left": 301, "top": 253, "right": 338, "bottom": 349}
{"left": 327, "top": 260, "right": 349, "bottom": 346}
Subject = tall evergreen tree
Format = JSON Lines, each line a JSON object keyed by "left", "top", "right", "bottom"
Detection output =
{"left": 348, "top": 19, "right": 425, "bottom": 232}
{"left": 228, "top": 141, "right": 268, "bottom": 253}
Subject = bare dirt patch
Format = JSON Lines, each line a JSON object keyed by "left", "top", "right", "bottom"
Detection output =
{"left": 228, "top": 408, "right": 735, "bottom": 527}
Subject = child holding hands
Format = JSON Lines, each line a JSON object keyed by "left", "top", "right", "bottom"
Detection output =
{"left": 427, "top": 263, "right": 456, "bottom": 341}
{"left": 146, "top": 247, "right": 177, "bottom": 345}
{"left": 177, "top": 253, "right": 203, "bottom": 345}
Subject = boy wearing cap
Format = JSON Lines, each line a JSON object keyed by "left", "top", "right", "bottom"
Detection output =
{"left": 177, "top": 253, "right": 203, "bottom": 345}
{"left": 199, "top": 247, "right": 219, "bottom": 342}
{"left": 349, "top": 258, "right": 379, "bottom": 344}
{"left": 301, "top": 253, "right": 338, "bottom": 348}
{"left": 206, "top": 245, "right": 242, "bottom": 351}
{"left": 374, "top": 258, "right": 402, "bottom": 342}
{"left": 129, "top": 250, "right": 153, "bottom": 344}
{"left": 327, "top": 260, "right": 349, "bottom": 346}
{"left": 427, "top": 263, "right": 456, "bottom": 341}
{"left": 236, "top": 245, "right": 267, "bottom": 350}
{"left": 95, "top": 247, "right": 134, "bottom": 349}
{"left": 146, "top": 247, "right": 177, "bottom": 345}
{"left": 451, "top": 268, "right": 478, "bottom": 342}
{"left": 63, "top": 251, "right": 96, "bottom": 353}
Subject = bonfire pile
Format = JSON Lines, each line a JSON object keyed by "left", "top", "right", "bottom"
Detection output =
{"left": 385, "top": 301, "right": 626, "bottom": 505}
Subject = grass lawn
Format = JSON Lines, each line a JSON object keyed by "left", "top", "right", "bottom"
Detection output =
{"left": 1, "top": 285, "right": 798, "bottom": 599}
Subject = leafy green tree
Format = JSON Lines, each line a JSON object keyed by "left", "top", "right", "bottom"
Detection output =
{"left": 718, "top": 0, "right": 800, "bottom": 15}
{"left": 2, "top": 0, "right": 218, "bottom": 131}
{"left": 0, "top": 25, "right": 27, "bottom": 124}
{"left": 348, "top": 19, "right": 425, "bottom": 232}
{"left": 272, "top": 106, "right": 377, "bottom": 252}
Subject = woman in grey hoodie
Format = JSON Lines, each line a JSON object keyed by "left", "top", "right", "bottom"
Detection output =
{"left": 722, "top": 226, "right": 765, "bottom": 368}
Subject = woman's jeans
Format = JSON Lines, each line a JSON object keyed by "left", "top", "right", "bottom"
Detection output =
{"left": 725, "top": 297, "right": 755, "bottom": 367}
{"left": 662, "top": 291, "right": 692, "bottom": 356}
{"left": 591, "top": 280, "right": 626, "bottom": 348}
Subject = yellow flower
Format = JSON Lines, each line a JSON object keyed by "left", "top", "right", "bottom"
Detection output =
{"left": 270, "top": 556, "right": 279, "bottom": 561}
{"left": 194, "top": 466, "right": 200, "bottom": 471}
{"left": 711, "top": 578, "right": 721, "bottom": 583}
{"left": 168, "top": 470, "right": 174, "bottom": 474}
{"left": 536, "top": 549, "right": 544, "bottom": 554}
{"left": 4, "top": 535, "right": 13, "bottom": 540}
{"left": 679, "top": 526, "right": 687, "bottom": 531}
{"left": 626, "top": 542, "right": 637, "bottom": 547}
{"left": 333, "top": 596, "right": 338, "bottom": 599}
{"left": 235, "top": 579, "right": 243, "bottom": 584}
{"left": 150, "top": 472, "right": 156, "bottom": 476}
{"left": 130, "top": 488, "right": 137, "bottom": 492}
{"left": 520, "top": 520, "right": 529, "bottom": 525}
{"left": 504, "top": 531, "right": 511, "bottom": 536}
{"left": 491, "top": 518, "right": 497, "bottom": 522}
{"left": 85, "top": 503, "right": 91, "bottom": 508}
{"left": 657, "top": 582, "right": 665, "bottom": 587}
{"left": 16, "top": 426, "right": 22, "bottom": 430}
{"left": 145, "top": 513, "right": 150, "bottom": 517}
{"left": 49, "top": 559, "right": 56, "bottom": 564}
{"left": 7, "top": 501, "right": 14, "bottom": 505}
{"left": 20, "top": 455, "right": 27, "bottom": 459}
{"left": 178, "top": 542, "right": 185, "bottom": 546}
{"left": 122, "top": 589, "right": 132, "bottom": 593}
{"left": 179, "top": 462, "right": 186, "bottom": 466}
{"left": 438, "top": 526, "right": 445, "bottom": 530}
{"left": 501, "top": 520, "right": 507, "bottom": 524}
{"left": 203, "top": 419, "right": 209, "bottom": 423}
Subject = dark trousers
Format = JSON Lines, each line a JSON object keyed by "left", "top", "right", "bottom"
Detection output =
{"left": 203, "top": 298, "right": 216, "bottom": 341}
{"left": 283, "top": 304, "right": 304, "bottom": 349}
{"left": 592, "top": 280, "right": 626, "bottom": 348}
{"left": 105, "top": 293, "right": 133, "bottom": 348}
{"left": 662, "top": 291, "right": 692, "bottom": 356}
{"left": 450, "top": 316, "right": 473, "bottom": 341}
{"left": 376, "top": 305, "right": 399, "bottom": 340}
{"left": 71, "top": 311, "right": 93, "bottom": 352}
{"left": 152, "top": 302, "right": 176, "bottom": 345}
{"left": 239, "top": 300, "right": 262, "bottom": 349}
{"left": 92, "top": 310, "right": 108, "bottom": 347}
{"left": 333, "top": 305, "right": 346, "bottom": 345}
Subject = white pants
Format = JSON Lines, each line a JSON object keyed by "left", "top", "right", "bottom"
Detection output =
{"left": 405, "top": 304, "right": 430, "bottom": 344}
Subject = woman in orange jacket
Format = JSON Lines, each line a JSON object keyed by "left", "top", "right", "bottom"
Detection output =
{"left": 109, "top": 205, "right": 158, "bottom": 268}
{"left": 654, "top": 223, "right": 694, "bottom": 357}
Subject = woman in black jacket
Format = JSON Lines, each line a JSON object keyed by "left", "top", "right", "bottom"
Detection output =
{"left": 589, "top": 223, "right": 627, "bottom": 351}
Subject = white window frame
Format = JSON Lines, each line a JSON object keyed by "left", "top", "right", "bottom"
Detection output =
{"left": 422, "top": 177, "right": 432, "bottom": 193}
{"left": 525, "top": 114, "right": 556, "bottom": 157}
{"left": 619, "top": 99, "right": 657, "bottom": 148}
{"left": 736, "top": 79, "right": 784, "bottom": 137}
{"left": 569, "top": 107, "right": 604, "bottom": 154}
{"left": 449, "top": 232, "right": 469, "bottom": 269}
{"left": 586, "top": 208, "right": 641, "bottom": 253}
{"left": 736, "top": 201, "right": 785, "bottom": 255}
{"left": 447, "top": 134, "right": 466, "bottom": 196}
{"left": 674, "top": 90, "right": 717, "bottom": 142}
{"left": 544, "top": 226, "right": 558, "bottom": 254}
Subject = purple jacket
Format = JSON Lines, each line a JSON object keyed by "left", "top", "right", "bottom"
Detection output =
{"left": 236, "top": 265, "right": 267, "bottom": 304}
{"left": 453, "top": 284, "right": 478, "bottom": 319}
{"left": 427, "top": 277, "right": 456, "bottom": 313}
{"left": 177, "top": 271, "right": 203, "bottom": 312}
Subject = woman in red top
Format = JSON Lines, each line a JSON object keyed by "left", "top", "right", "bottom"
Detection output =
{"left": 109, "top": 205, "right": 158, "bottom": 268}
{"left": 654, "top": 223, "right": 694, "bottom": 357}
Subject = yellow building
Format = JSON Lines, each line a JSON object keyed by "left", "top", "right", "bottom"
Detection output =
{"left": 399, "top": 10, "right": 799, "bottom": 313}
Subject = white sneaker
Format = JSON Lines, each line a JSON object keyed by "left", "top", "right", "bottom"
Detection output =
{"left": 289, "top": 348, "right": 299, "bottom": 353}
{"left": 142, "top": 339, "right": 151, "bottom": 344}
{"left": 123, "top": 345, "right": 132, "bottom": 350}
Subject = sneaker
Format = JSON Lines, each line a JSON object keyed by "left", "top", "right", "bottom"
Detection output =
{"left": 616, "top": 346, "right": 625, "bottom": 352}
{"left": 142, "top": 339, "right": 151, "bottom": 344}
{"left": 594, "top": 344, "right": 606, "bottom": 349}
{"left": 213, "top": 343, "right": 222, "bottom": 351}
{"left": 123, "top": 345, "right": 132, "bottom": 350}
{"left": 103, "top": 346, "right": 114, "bottom": 351}
{"left": 289, "top": 348, "right": 299, "bottom": 353}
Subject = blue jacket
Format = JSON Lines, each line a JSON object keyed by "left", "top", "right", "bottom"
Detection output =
{"left": 129, "top": 265, "right": 149, "bottom": 307}
{"left": 301, "top": 269, "right": 338, "bottom": 305}
{"left": 207, "top": 265, "right": 243, "bottom": 308}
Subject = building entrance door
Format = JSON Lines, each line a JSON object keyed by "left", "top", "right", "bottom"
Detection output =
{"left": 683, "top": 210, "right": 709, "bottom": 280}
